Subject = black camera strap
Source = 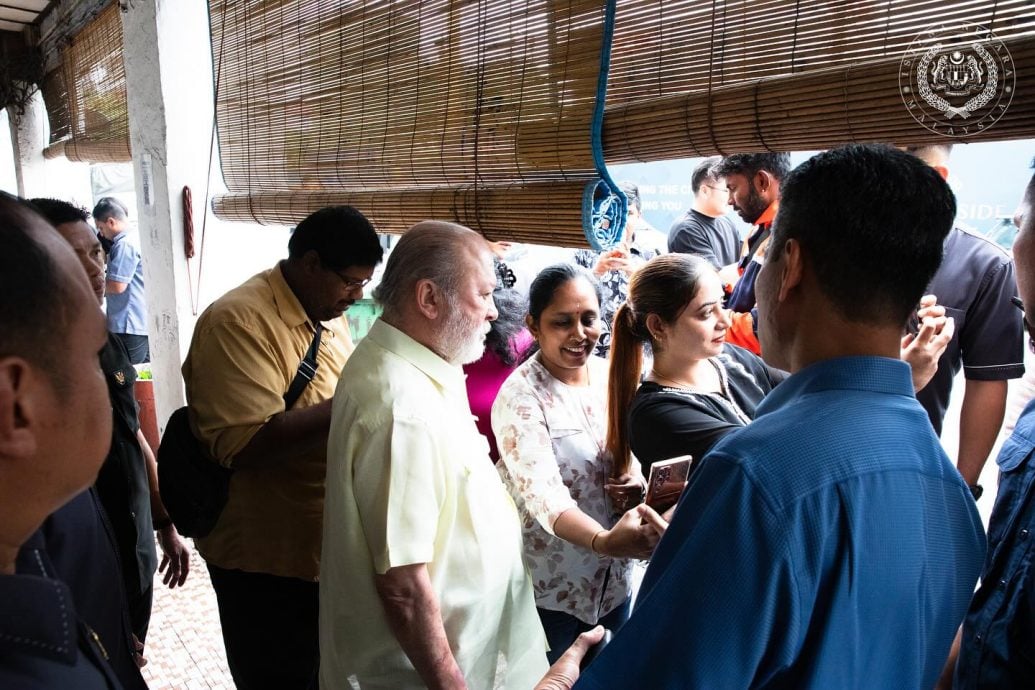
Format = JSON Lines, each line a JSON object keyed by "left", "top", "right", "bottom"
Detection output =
{"left": 283, "top": 322, "right": 324, "bottom": 410}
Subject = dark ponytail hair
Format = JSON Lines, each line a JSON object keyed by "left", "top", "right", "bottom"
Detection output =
{"left": 606, "top": 254, "right": 713, "bottom": 476}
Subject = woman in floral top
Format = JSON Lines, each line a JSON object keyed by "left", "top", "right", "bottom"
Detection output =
{"left": 491, "top": 263, "right": 666, "bottom": 663}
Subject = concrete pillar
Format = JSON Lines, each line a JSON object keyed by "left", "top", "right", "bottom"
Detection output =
{"left": 6, "top": 88, "right": 94, "bottom": 210}
{"left": 8, "top": 89, "right": 48, "bottom": 198}
{"left": 1, "top": 109, "right": 18, "bottom": 193}
{"left": 121, "top": 0, "right": 215, "bottom": 430}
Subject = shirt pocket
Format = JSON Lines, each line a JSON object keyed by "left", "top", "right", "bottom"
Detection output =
{"left": 988, "top": 440, "right": 1035, "bottom": 551}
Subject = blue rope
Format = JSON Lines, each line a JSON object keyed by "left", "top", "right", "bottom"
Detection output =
{"left": 582, "top": 0, "right": 625, "bottom": 251}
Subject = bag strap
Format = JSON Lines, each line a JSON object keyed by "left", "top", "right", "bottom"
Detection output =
{"left": 283, "top": 322, "right": 323, "bottom": 410}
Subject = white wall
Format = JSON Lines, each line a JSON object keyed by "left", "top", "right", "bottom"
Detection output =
{"left": 0, "top": 109, "right": 16, "bottom": 194}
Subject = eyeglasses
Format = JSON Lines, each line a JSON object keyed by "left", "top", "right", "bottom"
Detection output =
{"left": 326, "top": 266, "right": 371, "bottom": 290}
{"left": 704, "top": 184, "right": 728, "bottom": 194}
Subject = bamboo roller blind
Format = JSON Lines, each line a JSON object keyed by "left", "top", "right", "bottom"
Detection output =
{"left": 39, "top": 69, "right": 70, "bottom": 151}
{"left": 210, "top": 0, "right": 624, "bottom": 248}
{"left": 604, "top": 0, "right": 1035, "bottom": 162}
{"left": 45, "top": 1, "right": 131, "bottom": 163}
{"left": 210, "top": 0, "right": 1035, "bottom": 244}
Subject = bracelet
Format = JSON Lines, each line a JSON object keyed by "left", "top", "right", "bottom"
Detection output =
{"left": 589, "top": 530, "right": 607, "bottom": 554}
{"left": 153, "top": 516, "right": 173, "bottom": 531}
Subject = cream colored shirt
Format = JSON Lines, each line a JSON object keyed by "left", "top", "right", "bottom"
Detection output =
{"left": 183, "top": 263, "right": 353, "bottom": 580}
{"left": 320, "top": 319, "right": 547, "bottom": 690}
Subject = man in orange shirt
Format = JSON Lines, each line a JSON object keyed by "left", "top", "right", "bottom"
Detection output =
{"left": 716, "top": 153, "right": 791, "bottom": 353}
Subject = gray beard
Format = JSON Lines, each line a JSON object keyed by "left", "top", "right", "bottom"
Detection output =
{"left": 440, "top": 304, "right": 489, "bottom": 365}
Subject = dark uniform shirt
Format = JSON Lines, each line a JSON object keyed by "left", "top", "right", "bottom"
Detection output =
{"left": 95, "top": 334, "right": 158, "bottom": 634}
{"left": 15, "top": 490, "right": 147, "bottom": 690}
{"left": 0, "top": 571, "right": 124, "bottom": 690}
{"left": 916, "top": 227, "right": 1024, "bottom": 434}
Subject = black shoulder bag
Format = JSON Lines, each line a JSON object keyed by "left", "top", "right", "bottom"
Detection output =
{"left": 158, "top": 324, "right": 324, "bottom": 538}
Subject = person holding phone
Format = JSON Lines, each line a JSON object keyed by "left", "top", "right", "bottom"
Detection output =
{"left": 606, "top": 254, "right": 786, "bottom": 477}
{"left": 607, "top": 254, "right": 952, "bottom": 479}
{"left": 492, "top": 263, "right": 666, "bottom": 664}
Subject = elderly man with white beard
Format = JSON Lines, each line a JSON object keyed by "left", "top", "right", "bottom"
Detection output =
{"left": 319, "top": 221, "right": 549, "bottom": 690}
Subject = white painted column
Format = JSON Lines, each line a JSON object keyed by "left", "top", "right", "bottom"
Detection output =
{"left": 8, "top": 90, "right": 48, "bottom": 198}
{"left": 121, "top": 0, "right": 216, "bottom": 430}
{"left": 6, "top": 89, "right": 94, "bottom": 211}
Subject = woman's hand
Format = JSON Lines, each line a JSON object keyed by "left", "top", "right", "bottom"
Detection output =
{"left": 597, "top": 504, "right": 666, "bottom": 559}
{"left": 605, "top": 473, "right": 645, "bottom": 513}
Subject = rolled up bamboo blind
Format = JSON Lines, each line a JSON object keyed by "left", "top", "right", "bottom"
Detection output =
{"left": 209, "top": 0, "right": 626, "bottom": 248}
{"left": 39, "top": 69, "right": 70, "bottom": 146}
{"left": 210, "top": 0, "right": 1035, "bottom": 244}
{"left": 604, "top": 0, "right": 1035, "bottom": 161}
{"left": 47, "top": 1, "right": 131, "bottom": 163}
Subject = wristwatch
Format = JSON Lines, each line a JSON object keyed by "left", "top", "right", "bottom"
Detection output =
{"left": 968, "top": 483, "right": 984, "bottom": 501}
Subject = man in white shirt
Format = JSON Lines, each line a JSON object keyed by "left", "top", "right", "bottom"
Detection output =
{"left": 320, "top": 221, "right": 548, "bottom": 689}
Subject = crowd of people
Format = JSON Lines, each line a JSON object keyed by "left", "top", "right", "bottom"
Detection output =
{"left": 2, "top": 142, "right": 1034, "bottom": 690}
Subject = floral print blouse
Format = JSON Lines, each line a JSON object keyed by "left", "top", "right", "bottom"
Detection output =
{"left": 491, "top": 353, "right": 632, "bottom": 624}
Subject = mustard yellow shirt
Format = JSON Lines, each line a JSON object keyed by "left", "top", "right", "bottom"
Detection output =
{"left": 183, "top": 263, "right": 353, "bottom": 580}
{"left": 320, "top": 319, "right": 548, "bottom": 689}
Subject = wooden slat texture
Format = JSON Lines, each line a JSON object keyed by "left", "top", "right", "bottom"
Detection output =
{"left": 604, "top": 0, "right": 1035, "bottom": 160}
{"left": 49, "top": 1, "right": 131, "bottom": 162}
{"left": 212, "top": 180, "right": 603, "bottom": 248}
{"left": 604, "top": 33, "right": 1035, "bottom": 161}
{"left": 607, "top": 0, "right": 1034, "bottom": 105}
{"left": 39, "top": 69, "right": 70, "bottom": 144}
{"left": 209, "top": 0, "right": 1035, "bottom": 243}
{"left": 209, "top": 0, "right": 612, "bottom": 243}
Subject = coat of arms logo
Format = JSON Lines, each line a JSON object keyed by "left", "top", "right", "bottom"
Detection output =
{"left": 900, "top": 23, "right": 1014, "bottom": 136}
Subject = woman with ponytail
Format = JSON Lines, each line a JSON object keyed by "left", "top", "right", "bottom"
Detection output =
{"left": 606, "top": 254, "right": 786, "bottom": 478}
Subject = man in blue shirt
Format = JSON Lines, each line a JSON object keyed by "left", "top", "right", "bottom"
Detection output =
{"left": 953, "top": 161, "right": 1035, "bottom": 688}
{"left": 94, "top": 196, "right": 150, "bottom": 364}
{"left": 537, "top": 145, "right": 986, "bottom": 689}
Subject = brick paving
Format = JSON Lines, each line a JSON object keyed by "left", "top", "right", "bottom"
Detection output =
{"left": 141, "top": 545, "right": 234, "bottom": 689}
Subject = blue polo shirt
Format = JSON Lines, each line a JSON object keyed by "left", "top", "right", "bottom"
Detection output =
{"left": 577, "top": 356, "right": 985, "bottom": 689}
{"left": 105, "top": 232, "right": 148, "bottom": 336}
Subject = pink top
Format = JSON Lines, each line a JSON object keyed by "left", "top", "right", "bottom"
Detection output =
{"left": 464, "top": 329, "right": 534, "bottom": 462}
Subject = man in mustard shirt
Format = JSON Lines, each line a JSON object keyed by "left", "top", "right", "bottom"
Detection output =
{"left": 321, "top": 221, "right": 548, "bottom": 689}
{"left": 182, "top": 206, "right": 383, "bottom": 689}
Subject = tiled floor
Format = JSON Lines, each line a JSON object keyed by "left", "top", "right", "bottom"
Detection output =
{"left": 141, "top": 546, "right": 234, "bottom": 689}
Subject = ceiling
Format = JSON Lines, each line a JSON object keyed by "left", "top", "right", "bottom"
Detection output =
{"left": 0, "top": 1, "right": 50, "bottom": 33}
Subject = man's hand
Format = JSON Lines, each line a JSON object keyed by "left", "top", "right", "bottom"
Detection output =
{"left": 534, "top": 626, "right": 607, "bottom": 690}
{"left": 131, "top": 634, "right": 148, "bottom": 668}
{"left": 157, "top": 524, "right": 190, "bottom": 588}
{"left": 901, "top": 294, "right": 954, "bottom": 392}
